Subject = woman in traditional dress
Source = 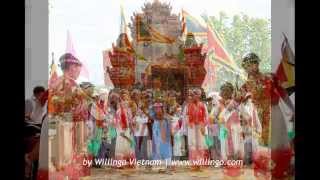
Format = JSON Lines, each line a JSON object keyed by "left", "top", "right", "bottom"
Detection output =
{"left": 170, "top": 106, "right": 186, "bottom": 161}
{"left": 217, "top": 82, "right": 243, "bottom": 163}
{"left": 214, "top": 83, "right": 244, "bottom": 177}
{"left": 104, "top": 91, "right": 120, "bottom": 160}
{"left": 218, "top": 82, "right": 244, "bottom": 160}
{"left": 238, "top": 96, "right": 262, "bottom": 166}
{"left": 183, "top": 88, "right": 209, "bottom": 171}
{"left": 38, "top": 53, "right": 91, "bottom": 179}
{"left": 207, "top": 94, "right": 221, "bottom": 160}
{"left": 152, "top": 101, "right": 173, "bottom": 173}
{"left": 131, "top": 89, "right": 150, "bottom": 163}
{"left": 181, "top": 90, "right": 194, "bottom": 158}
{"left": 114, "top": 89, "right": 135, "bottom": 168}
{"left": 87, "top": 93, "right": 109, "bottom": 168}
{"left": 238, "top": 53, "right": 295, "bottom": 179}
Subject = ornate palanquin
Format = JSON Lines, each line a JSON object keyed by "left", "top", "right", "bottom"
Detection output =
{"left": 146, "top": 55, "right": 187, "bottom": 89}
{"left": 184, "top": 44, "right": 207, "bottom": 87}
{"left": 108, "top": 43, "right": 135, "bottom": 89}
{"left": 103, "top": 0, "right": 207, "bottom": 96}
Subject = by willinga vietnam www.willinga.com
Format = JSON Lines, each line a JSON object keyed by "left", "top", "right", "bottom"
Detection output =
{"left": 82, "top": 158, "right": 243, "bottom": 168}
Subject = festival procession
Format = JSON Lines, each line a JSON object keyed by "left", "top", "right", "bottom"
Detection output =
{"left": 24, "top": 0, "right": 295, "bottom": 179}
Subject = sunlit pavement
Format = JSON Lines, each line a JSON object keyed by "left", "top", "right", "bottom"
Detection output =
{"left": 79, "top": 167, "right": 294, "bottom": 180}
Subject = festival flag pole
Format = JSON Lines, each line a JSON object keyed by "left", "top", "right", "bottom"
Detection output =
{"left": 49, "top": 52, "right": 59, "bottom": 89}
{"left": 276, "top": 32, "right": 295, "bottom": 95}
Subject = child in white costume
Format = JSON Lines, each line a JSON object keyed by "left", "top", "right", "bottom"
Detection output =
{"left": 133, "top": 107, "right": 150, "bottom": 160}
{"left": 114, "top": 90, "right": 135, "bottom": 168}
{"left": 238, "top": 97, "right": 262, "bottom": 165}
{"left": 217, "top": 82, "right": 244, "bottom": 160}
{"left": 170, "top": 106, "right": 186, "bottom": 160}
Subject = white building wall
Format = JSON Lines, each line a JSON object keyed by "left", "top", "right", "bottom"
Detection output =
{"left": 25, "top": 0, "right": 49, "bottom": 98}
{"left": 271, "top": 0, "right": 295, "bottom": 72}
{"left": 272, "top": 0, "right": 295, "bottom": 100}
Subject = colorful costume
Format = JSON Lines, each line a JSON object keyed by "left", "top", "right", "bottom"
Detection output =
{"left": 87, "top": 100, "right": 112, "bottom": 164}
{"left": 133, "top": 107, "right": 150, "bottom": 160}
{"left": 152, "top": 118, "right": 172, "bottom": 162}
{"left": 170, "top": 112, "right": 186, "bottom": 159}
{"left": 114, "top": 101, "right": 135, "bottom": 165}
{"left": 238, "top": 98, "right": 262, "bottom": 165}
{"left": 38, "top": 76, "right": 91, "bottom": 180}
{"left": 208, "top": 104, "right": 221, "bottom": 160}
{"left": 240, "top": 73, "right": 293, "bottom": 178}
{"left": 183, "top": 101, "right": 209, "bottom": 164}
{"left": 217, "top": 99, "right": 243, "bottom": 160}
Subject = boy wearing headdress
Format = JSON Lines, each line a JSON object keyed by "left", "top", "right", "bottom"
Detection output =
{"left": 217, "top": 82, "right": 244, "bottom": 161}
{"left": 216, "top": 82, "right": 244, "bottom": 177}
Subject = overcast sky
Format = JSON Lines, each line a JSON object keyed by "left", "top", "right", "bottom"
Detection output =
{"left": 49, "top": 0, "right": 271, "bottom": 85}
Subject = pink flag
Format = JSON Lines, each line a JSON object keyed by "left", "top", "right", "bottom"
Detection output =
{"left": 66, "top": 30, "right": 90, "bottom": 80}
{"left": 206, "top": 26, "right": 233, "bottom": 65}
{"left": 102, "top": 50, "right": 114, "bottom": 89}
{"left": 202, "top": 52, "right": 216, "bottom": 92}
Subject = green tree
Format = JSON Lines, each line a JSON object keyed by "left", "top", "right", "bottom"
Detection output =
{"left": 201, "top": 12, "right": 270, "bottom": 91}
{"left": 205, "top": 12, "right": 271, "bottom": 73}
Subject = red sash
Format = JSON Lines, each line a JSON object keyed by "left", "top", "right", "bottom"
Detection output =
{"left": 187, "top": 102, "right": 206, "bottom": 125}
{"left": 120, "top": 104, "right": 128, "bottom": 130}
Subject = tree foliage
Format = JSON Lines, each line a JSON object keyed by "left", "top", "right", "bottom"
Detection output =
{"left": 205, "top": 12, "right": 271, "bottom": 73}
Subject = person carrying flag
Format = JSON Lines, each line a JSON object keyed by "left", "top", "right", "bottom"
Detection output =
{"left": 237, "top": 53, "right": 295, "bottom": 179}
{"left": 38, "top": 53, "right": 92, "bottom": 179}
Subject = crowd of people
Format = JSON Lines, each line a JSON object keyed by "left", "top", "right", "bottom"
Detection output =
{"left": 86, "top": 81, "right": 263, "bottom": 170}
{"left": 24, "top": 52, "right": 295, "bottom": 180}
